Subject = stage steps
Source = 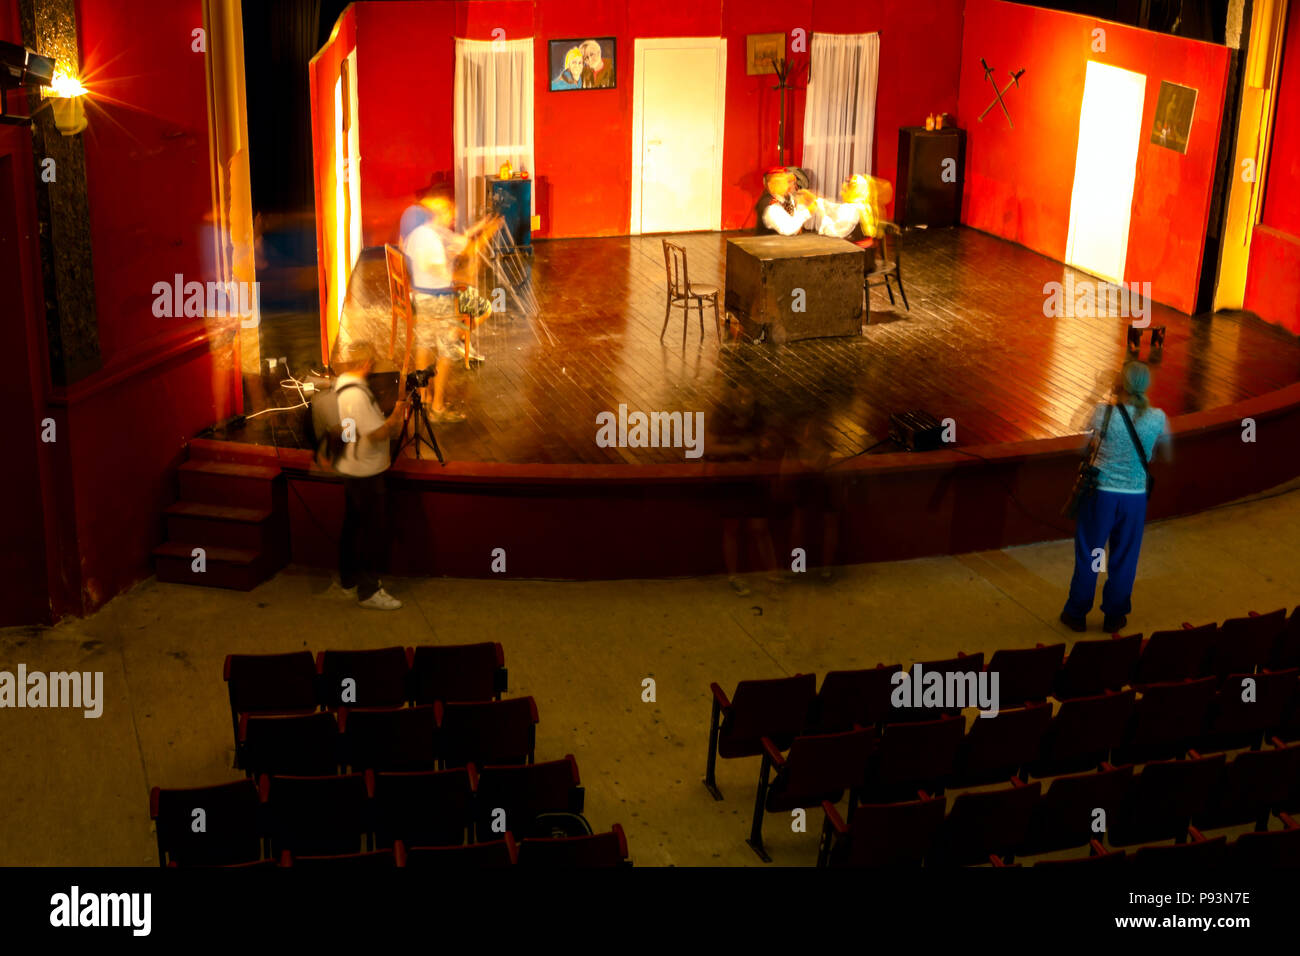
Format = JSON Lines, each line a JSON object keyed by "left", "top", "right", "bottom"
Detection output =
{"left": 153, "top": 443, "right": 290, "bottom": 591}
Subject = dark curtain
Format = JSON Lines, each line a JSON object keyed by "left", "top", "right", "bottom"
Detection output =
{"left": 242, "top": 0, "right": 352, "bottom": 219}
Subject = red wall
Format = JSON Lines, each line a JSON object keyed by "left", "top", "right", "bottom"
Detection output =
{"left": 2, "top": 0, "right": 241, "bottom": 622}
{"left": 957, "top": 0, "right": 1229, "bottom": 314}
{"left": 343, "top": 0, "right": 963, "bottom": 247}
{"left": 1244, "top": 0, "right": 1300, "bottom": 334}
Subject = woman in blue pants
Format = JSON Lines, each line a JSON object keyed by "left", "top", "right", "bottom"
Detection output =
{"left": 1061, "top": 361, "right": 1170, "bottom": 633}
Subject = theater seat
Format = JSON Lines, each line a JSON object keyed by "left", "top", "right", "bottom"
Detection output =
{"left": 704, "top": 674, "right": 816, "bottom": 799}
{"left": 373, "top": 767, "right": 476, "bottom": 849}
{"left": 317, "top": 647, "right": 411, "bottom": 709}
{"left": 438, "top": 697, "right": 539, "bottom": 768}
{"left": 150, "top": 779, "right": 262, "bottom": 867}
{"left": 411, "top": 642, "right": 507, "bottom": 705}
{"left": 817, "top": 796, "right": 946, "bottom": 868}
{"left": 928, "top": 780, "right": 1042, "bottom": 867}
{"left": 239, "top": 711, "right": 339, "bottom": 777}
{"left": 261, "top": 772, "right": 373, "bottom": 858}
{"left": 339, "top": 704, "right": 438, "bottom": 773}
{"left": 1054, "top": 633, "right": 1141, "bottom": 700}
{"left": 223, "top": 651, "right": 319, "bottom": 755}
{"left": 516, "top": 824, "right": 630, "bottom": 867}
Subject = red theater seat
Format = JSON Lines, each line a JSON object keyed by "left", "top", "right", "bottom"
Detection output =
{"left": 150, "top": 779, "right": 262, "bottom": 867}
{"left": 338, "top": 704, "right": 438, "bottom": 773}
{"left": 1207, "top": 609, "right": 1288, "bottom": 680}
{"left": 411, "top": 642, "right": 507, "bottom": 705}
{"left": 704, "top": 673, "right": 816, "bottom": 799}
{"left": 1200, "top": 669, "right": 1300, "bottom": 752}
{"left": 373, "top": 767, "right": 476, "bottom": 849}
{"left": 1132, "top": 833, "right": 1228, "bottom": 867}
{"left": 1029, "top": 690, "right": 1134, "bottom": 777}
{"left": 474, "top": 756, "right": 584, "bottom": 841}
{"left": 400, "top": 835, "right": 518, "bottom": 868}
{"left": 1021, "top": 765, "right": 1133, "bottom": 857}
{"left": 261, "top": 772, "right": 374, "bottom": 858}
{"left": 928, "top": 780, "right": 1041, "bottom": 867}
{"left": 437, "top": 696, "right": 539, "bottom": 768}
{"left": 1195, "top": 741, "right": 1300, "bottom": 831}
{"left": 747, "top": 727, "right": 877, "bottom": 862}
{"left": 1113, "top": 677, "right": 1217, "bottom": 765}
{"left": 1054, "top": 633, "right": 1141, "bottom": 700}
{"left": 1108, "top": 753, "right": 1225, "bottom": 848}
{"left": 817, "top": 796, "right": 946, "bottom": 868}
{"left": 809, "top": 666, "right": 901, "bottom": 733}
{"left": 1268, "top": 607, "right": 1300, "bottom": 670}
{"left": 239, "top": 711, "right": 339, "bottom": 777}
{"left": 1133, "top": 623, "right": 1216, "bottom": 686}
{"left": 223, "top": 651, "right": 319, "bottom": 754}
{"left": 516, "top": 824, "right": 630, "bottom": 867}
{"left": 986, "top": 644, "right": 1064, "bottom": 707}
{"left": 862, "top": 714, "right": 964, "bottom": 802}
{"left": 1231, "top": 819, "right": 1300, "bottom": 866}
{"left": 317, "top": 647, "right": 411, "bottom": 709}
{"left": 952, "top": 703, "right": 1052, "bottom": 787}
{"left": 888, "top": 653, "right": 984, "bottom": 723}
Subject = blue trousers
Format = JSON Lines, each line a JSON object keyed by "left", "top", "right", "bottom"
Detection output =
{"left": 1064, "top": 490, "right": 1147, "bottom": 620}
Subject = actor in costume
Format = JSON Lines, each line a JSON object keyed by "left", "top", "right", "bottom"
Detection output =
{"left": 399, "top": 194, "right": 500, "bottom": 422}
{"left": 756, "top": 167, "right": 815, "bottom": 236}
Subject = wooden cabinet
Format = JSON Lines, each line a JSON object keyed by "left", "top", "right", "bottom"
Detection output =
{"left": 895, "top": 127, "right": 966, "bottom": 228}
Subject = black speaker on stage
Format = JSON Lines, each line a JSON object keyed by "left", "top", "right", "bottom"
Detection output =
{"left": 889, "top": 410, "right": 945, "bottom": 451}
{"left": 895, "top": 127, "right": 966, "bottom": 228}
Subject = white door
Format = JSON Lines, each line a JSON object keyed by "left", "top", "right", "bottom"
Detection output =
{"left": 1065, "top": 61, "right": 1146, "bottom": 285}
{"left": 632, "top": 39, "right": 726, "bottom": 234}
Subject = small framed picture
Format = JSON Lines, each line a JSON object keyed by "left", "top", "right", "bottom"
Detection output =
{"left": 1150, "top": 81, "right": 1197, "bottom": 154}
{"left": 746, "top": 33, "right": 785, "bottom": 75}
{"left": 549, "top": 37, "right": 617, "bottom": 91}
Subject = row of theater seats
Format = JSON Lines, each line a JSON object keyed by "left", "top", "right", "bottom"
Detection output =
{"left": 150, "top": 766, "right": 629, "bottom": 867}
{"left": 706, "top": 605, "right": 1300, "bottom": 864}
{"left": 149, "top": 643, "right": 632, "bottom": 867}
{"left": 199, "top": 832, "right": 629, "bottom": 868}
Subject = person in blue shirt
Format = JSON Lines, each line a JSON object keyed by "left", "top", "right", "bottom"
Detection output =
{"left": 1061, "top": 360, "right": 1171, "bottom": 633}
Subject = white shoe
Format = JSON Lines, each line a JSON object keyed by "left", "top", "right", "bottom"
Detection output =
{"left": 358, "top": 587, "right": 402, "bottom": 610}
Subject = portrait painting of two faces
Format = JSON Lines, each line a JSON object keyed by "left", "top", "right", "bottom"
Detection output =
{"left": 550, "top": 37, "right": 616, "bottom": 91}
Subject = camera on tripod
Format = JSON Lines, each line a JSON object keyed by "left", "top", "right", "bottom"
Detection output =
{"left": 405, "top": 366, "right": 436, "bottom": 391}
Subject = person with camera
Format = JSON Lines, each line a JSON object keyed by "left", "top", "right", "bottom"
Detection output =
{"left": 335, "top": 343, "right": 408, "bottom": 611}
{"left": 1060, "top": 360, "right": 1171, "bottom": 633}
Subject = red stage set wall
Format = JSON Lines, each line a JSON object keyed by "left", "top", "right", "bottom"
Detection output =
{"left": 339, "top": 0, "right": 962, "bottom": 250}
{"left": 957, "top": 0, "right": 1230, "bottom": 315}
{"left": 1244, "top": 0, "right": 1300, "bottom": 335}
{"left": 1, "top": 0, "right": 239, "bottom": 623}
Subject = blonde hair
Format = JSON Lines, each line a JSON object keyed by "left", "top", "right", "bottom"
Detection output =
{"left": 564, "top": 47, "right": 584, "bottom": 76}
{"left": 1121, "top": 360, "right": 1152, "bottom": 417}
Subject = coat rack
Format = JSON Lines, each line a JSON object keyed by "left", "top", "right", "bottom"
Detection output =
{"left": 768, "top": 55, "right": 809, "bottom": 167}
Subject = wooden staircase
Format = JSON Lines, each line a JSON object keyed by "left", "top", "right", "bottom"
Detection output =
{"left": 153, "top": 441, "right": 290, "bottom": 591}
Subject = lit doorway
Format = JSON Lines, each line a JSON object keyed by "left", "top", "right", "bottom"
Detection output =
{"left": 1065, "top": 61, "right": 1147, "bottom": 285}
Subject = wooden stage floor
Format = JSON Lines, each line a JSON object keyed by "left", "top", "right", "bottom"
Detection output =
{"left": 229, "top": 226, "right": 1300, "bottom": 465}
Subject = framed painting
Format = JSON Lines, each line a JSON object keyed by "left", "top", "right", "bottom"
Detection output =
{"left": 1150, "top": 81, "right": 1197, "bottom": 154}
{"left": 746, "top": 33, "right": 784, "bottom": 75}
{"left": 549, "top": 37, "right": 617, "bottom": 91}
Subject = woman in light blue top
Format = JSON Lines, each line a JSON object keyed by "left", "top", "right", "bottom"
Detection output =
{"left": 1062, "top": 360, "right": 1171, "bottom": 633}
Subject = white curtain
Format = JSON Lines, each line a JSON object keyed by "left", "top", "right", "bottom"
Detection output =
{"left": 454, "top": 38, "right": 535, "bottom": 231}
{"left": 801, "top": 32, "right": 880, "bottom": 195}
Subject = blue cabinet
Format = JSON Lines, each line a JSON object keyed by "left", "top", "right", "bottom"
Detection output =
{"left": 486, "top": 176, "right": 532, "bottom": 249}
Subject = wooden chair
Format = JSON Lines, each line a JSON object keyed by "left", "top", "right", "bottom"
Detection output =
{"left": 384, "top": 245, "right": 414, "bottom": 362}
{"left": 661, "top": 240, "right": 721, "bottom": 346}
{"left": 864, "top": 222, "right": 909, "bottom": 311}
{"left": 386, "top": 243, "right": 477, "bottom": 371}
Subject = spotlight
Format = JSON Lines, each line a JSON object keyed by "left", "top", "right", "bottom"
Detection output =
{"left": 1, "top": 40, "right": 83, "bottom": 130}
{"left": 0, "top": 40, "right": 56, "bottom": 89}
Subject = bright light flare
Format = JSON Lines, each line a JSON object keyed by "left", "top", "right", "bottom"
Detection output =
{"left": 43, "top": 68, "right": 88, "bottom": 99}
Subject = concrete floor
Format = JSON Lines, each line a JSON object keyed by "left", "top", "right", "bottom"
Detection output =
{"left": 2, "top": 480, "right": 1298, "bottom": 867}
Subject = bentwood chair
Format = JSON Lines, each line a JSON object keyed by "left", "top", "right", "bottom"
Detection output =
{"left": 661, "top": 240, "right": 721, "bottom": 346}
{"left": 864, "top": 222, "right": 909, "bottom": 312}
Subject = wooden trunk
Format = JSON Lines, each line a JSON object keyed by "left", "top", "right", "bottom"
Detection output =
{"left": 724, "top": 235, "right": 866, "bottom": 344}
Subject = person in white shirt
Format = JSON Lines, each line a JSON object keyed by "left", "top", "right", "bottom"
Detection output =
{"left": 399, "top": 195, "right": 500, "bottom": 422}
{"left": 334, "top": 342, "right": 408, "bottom": 611}
{"left": 757, "top": 168, "right": 815, "bottom": 236}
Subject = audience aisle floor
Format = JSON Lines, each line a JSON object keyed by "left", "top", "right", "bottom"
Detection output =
{"left": 2, "top": 479, "right": 1298, "bottom": 866}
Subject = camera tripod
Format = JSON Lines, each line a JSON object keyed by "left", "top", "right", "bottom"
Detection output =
{"left": 395, "top": 375, "right": 446, "bottom": 465}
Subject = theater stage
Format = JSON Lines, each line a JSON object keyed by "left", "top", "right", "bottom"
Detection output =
{"left": 200, "top": 226, "right": 1300, "bottom": 580}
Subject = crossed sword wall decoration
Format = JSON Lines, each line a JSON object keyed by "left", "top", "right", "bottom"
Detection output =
{"left": 978, "top": 58, "right": 1026, "bottom": 128}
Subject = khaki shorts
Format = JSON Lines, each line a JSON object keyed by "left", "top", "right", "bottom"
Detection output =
{"left": 412, "top": 288, "right": 492, "bottom": 357}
